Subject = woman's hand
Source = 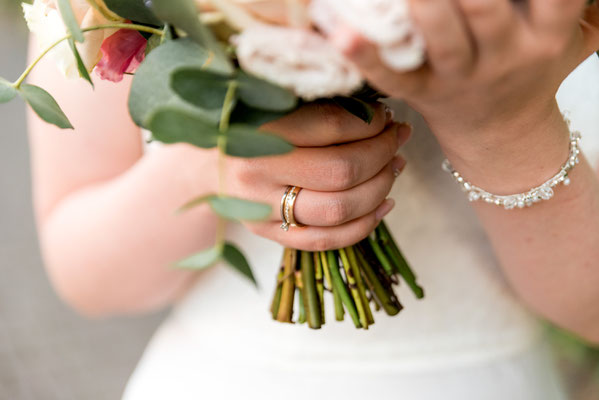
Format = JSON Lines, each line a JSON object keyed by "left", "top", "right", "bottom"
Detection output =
{"left": 224, "top": 102, "right": 411, "bottom": 251}
{"left": 333, "top": 0, "right": 599, "bottom": 141}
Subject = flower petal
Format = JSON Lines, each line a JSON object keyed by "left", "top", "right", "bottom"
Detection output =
{"left": 95, "top": 29, "right": 148, "bottom": 82}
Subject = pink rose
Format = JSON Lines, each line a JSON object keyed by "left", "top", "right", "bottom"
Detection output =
{"left": 95, "top": 29, "right": 148, "bottom": 83}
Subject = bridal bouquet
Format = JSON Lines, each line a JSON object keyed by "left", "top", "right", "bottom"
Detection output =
{"left": 0, "top": 0, "right": 425, "bottom": 329}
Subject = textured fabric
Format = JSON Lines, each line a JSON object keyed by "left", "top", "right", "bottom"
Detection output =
{"left": 123, "top": 55, "right": 599, "bottom": 400}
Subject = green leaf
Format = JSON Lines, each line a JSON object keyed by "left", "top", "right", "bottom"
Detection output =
{"left": 176, "top": 246, "right": 222, "bottom": 270}
{"left": 209, "top": 196, "right": 271, "bottom": 221}
{"left": 223, "top": 243, "right": 257, "bottom": 286}
{"left": 147, "top": 107, "right": 219, "bottom": 148}
{"left": 103, "top": 0, "right": 161, "bottom": 26}
{"left": 171, "top": 69, "right": 231, "bottom": 110}
{"left": 0, "top": 79, "right": 17, "bottom": 103}
{"left": 129, "top": 39, "right": 224, "bottom": 128}
{"left": 20, "top": 84, "right": 73, "bottom": 129}
{"left": 151, "top": 0, "right": 233, "bottom": 74}
{"left": 68, "top": 39, "right": 93, "bottom": 87}
{"left": 145, "top": 34, "right": 162, "bottom": 56}
{"left": 237, "top": 72, "right": 297, "bottom": 112}
{"left": 333, "top": 96, "right": 375, "bottom": 124}
{"left": 226, "top": 125, "right": 294, "bottom": 158}
{"left": 230, "top": 102, "right": 288, "bottom": 127}
{"left": 57, "top": 0, "right": 84, "bottom": 43}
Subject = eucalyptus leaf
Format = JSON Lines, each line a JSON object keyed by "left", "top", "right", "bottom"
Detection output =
{"left": 230, "top": 102, "right": 288, "bottom": 127}
{"left": 223, "top": 243, "right": 257, "bottom": 286}
{"left": 226, "top": 125, "right": 294, "bottom": 158}
{"left": 103, "top": 0, "right": 161, "bottom": 25}
{"left": 238, "top": 72, "right": 297, "bottom": 112}
{"left": 151, "top": 0, "right": 233, "bottom": 74}
{"left": 56, "top": 0, "right": 84, "bottom": 42}
{"left": 178, "top": 194, "right": 213, "bottom": 213}
{"left": 209, "top": 197, "right": 272, "bottom": 221}
{"left": 176, "top": 246, "right": 222, "bottom": 270}
{"left": 129, "top": 39, "right": 223, "bottom": 128}
{"left": 20, "top": 84, "right": 73, "bottom": 129}
{"left": 147, "top": 107, "right": 219, "bottom": 148}
{"left": 171, "top": 69, "right": 231, "bottom": 110}
{"left": 0, "top": 79, "right": 17, "bottom": 103}
{"left": 333, "top": 96, "right": 375, "bottom": 124}
{"left": 68, "top": 38, "right": 93, "bottom": 87}
{"left": 145, "top": 34, "right": 162, "bottom": 56}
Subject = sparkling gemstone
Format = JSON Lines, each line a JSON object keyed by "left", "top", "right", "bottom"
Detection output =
{"left": 504, "top": 198, "right": 517, "bottom": 210}
{"left": 517, "top": 201, "right": 525, "bottom": 208}
{"left": 457, "top": 177, "right": 464, "bottom": 183}
{"left": 468, "top": 191, "right": 481, "bottom": 202}
{"left": 539, "top": 187, "right": 554, "bottom": 200}
{"left": 494, "top": 199, "right": 502, "bottom": 206}
{"left": 484, "top": 196, "right": 494, "bottom": 204}
{"left": 563, "top": 177, "right": 571, "bottom": 186}
{"left": 463, "top": 182, "right": 472, "bottom": 191}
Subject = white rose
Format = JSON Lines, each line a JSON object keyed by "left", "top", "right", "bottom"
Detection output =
{"left": 22, "top": 0, "right": 116, "bottom": 79}
{"left": 309, "top": 0, "right": 426, "bottom": 71}
{"left": 235, "top": 25, "right": 363, "bottom": 100}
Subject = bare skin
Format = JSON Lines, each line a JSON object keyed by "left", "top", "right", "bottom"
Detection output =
{"left": 26, "top": 0, "right": 599, "bottom": 345}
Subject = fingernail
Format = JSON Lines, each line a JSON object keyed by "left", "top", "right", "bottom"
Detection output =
{"left": 392, "top": 156, "right": 407, "bottom": 177}
{"left": 396, "top": 122, "right": 412, "bottom": 145}
{"left": 385, "top": 105, "right": 395, "bottom": 123}
{"left": 376, "top": 198, "right": 395, "bottom": 221}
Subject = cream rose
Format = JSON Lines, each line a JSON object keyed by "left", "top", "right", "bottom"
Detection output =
{"left": 22, "top": 0, "right": 117, "bottom": 79}
{"left": 235, "top": 25, "right": 362, "bottom": 100}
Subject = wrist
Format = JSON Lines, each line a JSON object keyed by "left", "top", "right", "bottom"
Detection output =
{"left": 430, "top": 101, "right": 571, "bottom": 194}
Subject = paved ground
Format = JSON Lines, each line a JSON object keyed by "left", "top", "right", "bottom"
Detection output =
{"left": 0, "top": 9, "right": 163, "bottom": 400}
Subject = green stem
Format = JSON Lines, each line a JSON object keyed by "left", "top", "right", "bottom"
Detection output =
{"left": 346, "top": 246, "right": 374, "bottom": 325}
{"left": 270, "top": 267, "right": 284, "bottom": 319}
{"left": 313, "top": 252, "right": 325, "bottom": 324}
{"left": 368, "top": 236, "right": 395, "bottom": 276}
{"left": 327, "top": 250, "right": 361, "bottom": 328}
{"left": 13, "top": 23, "right": 164, "bottom": 88}
{"left": 276, "top": 248, "right": 296, "bottom": 323}
{"left": 300, "top": 251, "right": 322, "bottom": 329}
{"left": 320, "top": 251, "right": 344, "bottom": 321}
{"left": 355, "top": 246, "right": 402, "bottom": 316}
{"left": 339, "top": 248, "right": 368, "bottom": 329}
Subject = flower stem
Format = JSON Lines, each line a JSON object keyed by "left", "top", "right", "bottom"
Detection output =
{"left": 13, "top": 23, "right": 164, "bottom": 88}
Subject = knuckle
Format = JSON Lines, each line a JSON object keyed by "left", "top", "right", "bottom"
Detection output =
{"left": 324, "top": 197, "right": 351, "bottom": 226}
{"left": 329, "top": 157, "right": 359, "bottom": 190}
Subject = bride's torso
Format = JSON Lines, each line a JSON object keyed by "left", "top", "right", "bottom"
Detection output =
{"left": 123, "top": 56, "right": 599, "bottom": 400}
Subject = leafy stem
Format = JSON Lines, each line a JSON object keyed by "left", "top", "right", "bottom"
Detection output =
{"left": 12, "top": 23, "right": 164, "bottom": 88}
{"left": 214, "top": 80, "right": 239, "bottom": 249}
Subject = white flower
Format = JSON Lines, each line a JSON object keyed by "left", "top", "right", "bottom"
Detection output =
{"left": 22, "top": 0, "right": 116, "bottom": 79}
{"left": 235, "top": 25, "right": 363, "bottom": 100}
{"left": 309, "top": 0, "right": 426, "bottom": 71}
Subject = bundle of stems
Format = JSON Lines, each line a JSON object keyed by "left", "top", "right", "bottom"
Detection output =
{"left": 270, "top": 221, "right": 424, "bottom": 329}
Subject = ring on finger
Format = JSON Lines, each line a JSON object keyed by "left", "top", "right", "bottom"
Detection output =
{"left": 280, "top": 185, "right": 306, "bottom": 231}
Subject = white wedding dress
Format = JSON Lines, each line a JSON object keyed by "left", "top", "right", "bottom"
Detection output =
{"left": 122, "top": 55, "right": 599, "bottom": 400}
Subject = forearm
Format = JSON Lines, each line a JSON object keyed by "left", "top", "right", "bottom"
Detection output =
{"left": 40, "top": 144, "right": 219, "bottom": 317}
{"left": 431, "top": 103, "right": 599, "bottom": 343}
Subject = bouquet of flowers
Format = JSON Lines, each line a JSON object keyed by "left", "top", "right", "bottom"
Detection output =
{"left": 0, "top": 0, "right": 425, "bottom": 329}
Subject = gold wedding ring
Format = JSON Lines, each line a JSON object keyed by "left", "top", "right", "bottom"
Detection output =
{"left": 280, "top": 185, "right": 306, "bottom": 231}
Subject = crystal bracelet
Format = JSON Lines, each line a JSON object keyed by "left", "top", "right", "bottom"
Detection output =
{"left": 442, "top": 115, "right": 582, "bottom": 210}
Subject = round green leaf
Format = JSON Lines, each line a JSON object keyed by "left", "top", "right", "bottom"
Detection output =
{"left": 147, "top": 108, "right": 219, "bottom": 148}
{"left": 226, "top": 125, "right": 294, "bottom": 158}
{"left": 176, "top": 246, "right": 222, "bottom": 270}
{"left": 223, "top": 243, "right": 257, "bottom": 286}
{"left": 103, "top": 0, "right": 161, "bottom": 25}
{"left": 209, "top": 196, "right": 272, "bottom": 221}
{"left": 129, "top": 39, "right": 225, "bottom": 128}
{"left": 171, "top": 69, "right": 231, "bottom": 110}
{"left": 238, "top": 72, "right": 298, "bottom": 112}
{"left": 230, "top": 102, "right": 288, "bottom": 127}
{"left": 0, "top": 79, "right": 17, "bottom": 103}
{"left": 20, "top": 84, "right": 73, "bottom": 129}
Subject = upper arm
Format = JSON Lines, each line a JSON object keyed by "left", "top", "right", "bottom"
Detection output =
{"left": 26, "top": 35, "right": 143, "bottom": 223}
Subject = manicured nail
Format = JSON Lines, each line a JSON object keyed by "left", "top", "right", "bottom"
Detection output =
{"left": 385, "top": 105, "right": 395, "bottom": 123}
{"left": 396, "top": 122, "right": 412, "bottom": 145}
{"left": 392, "top": 156, "right": 407, "bottom": 177}
{"left": 376, "top": 198, "right": 395, "bottom": 221}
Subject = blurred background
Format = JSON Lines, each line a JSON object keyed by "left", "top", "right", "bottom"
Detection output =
{"left": 0, "top": 1, "right": 164, "bottom": 399}
{"left": 0, "top": 1, "right": 598, "bottom": 399}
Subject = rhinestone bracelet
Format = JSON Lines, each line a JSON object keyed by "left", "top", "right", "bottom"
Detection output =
{"left": 442, "top": 115, "right": 582, "bottom": 210}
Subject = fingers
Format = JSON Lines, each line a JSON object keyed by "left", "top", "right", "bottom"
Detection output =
{"left": 266, "top": 122, "right": 410, "bottom": 192}
{"left": 409, "top": 0, "right": 475, "bottom": 75}
{"left": 262, "top": 101, "right": 390, "bottom": 147}
{"left": 247, "top": 199, "right": 396, "bottom": 251}
{"left": 292, "top": 157, "right": 403, "bottom": 227}
{"left": 528, "top": 0, "right": 587, "bottom": 36}
{"left": 454, "top": 0, "right": 517, "bottom": 52}
{"left": 331, "top": 27, "right": 429, "bottom": 97}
